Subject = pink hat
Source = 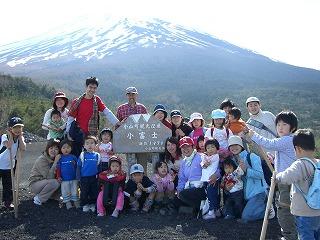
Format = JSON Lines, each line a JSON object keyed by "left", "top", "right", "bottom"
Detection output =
{"left": 179, "top": 136, "right": 194, "bottom": 148}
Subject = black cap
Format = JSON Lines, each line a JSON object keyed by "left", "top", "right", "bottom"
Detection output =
{"left": 170, "top": 110, "right": 182, "bottom": 118}
{"left": 8, "top": 117, "right": 24, "bottom": 128}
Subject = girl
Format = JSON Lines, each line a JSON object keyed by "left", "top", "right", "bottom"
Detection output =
{"left": 196, "top": 135, "right": 205, "bottom": 153}
{"left": 205, "top": 109, "right": 233, "bottom": 159}
{"left": 152, "top": 161, "right": 175, "bottom": 212}
{"left": 189, "top": 112, "right": 207, "bottom": 144}
{"left": 56, "top": 139, "right": 80, "bottom": 209}
{"left": 200, "top": 139, "right": 220, "bottom": 220}
{"left": 97, "top": 156, "right": 126, "bottom": 218}
{"left": 97, "top": 128, "right": 113, "bottom": 172}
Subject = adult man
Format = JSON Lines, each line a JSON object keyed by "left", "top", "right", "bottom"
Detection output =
{"left": 66, "top": 77, "right": 119, "bottom": 156}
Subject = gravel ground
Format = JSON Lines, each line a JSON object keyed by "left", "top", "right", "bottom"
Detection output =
{"left": 0, "top": 142, "right": 282, "bottom": 240}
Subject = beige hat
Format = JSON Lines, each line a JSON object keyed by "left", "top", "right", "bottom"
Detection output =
{"left": 228, "top": 135, "right": 244, "bottom": 149}
{"left": 246, "top": 97, "right": 260, "bottom": 105}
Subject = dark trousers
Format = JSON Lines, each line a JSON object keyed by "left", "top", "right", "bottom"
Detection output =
{"left": 0, "top": 169, "right": 12, "bottom": 203}
{"left": 179, "top": 187, "right": 207, "bottom": 210}
{"left": 224, "top": 190, "right": 244, "bottom": 218}
{"left": 206, "top": 183, "right": 220, "bottom": 211}
{"left": 80, "top": 176, "right": 98, "bottom": 206}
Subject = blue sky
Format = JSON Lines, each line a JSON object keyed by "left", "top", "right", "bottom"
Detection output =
{"left": 0, "top": 0, "right": 319, "bottom": 70}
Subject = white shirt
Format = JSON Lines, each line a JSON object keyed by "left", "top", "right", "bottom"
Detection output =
{"left": 204, "top": 127, "right": 233, "bottom": 149}
{"left": 0, "top": 134, "right": 19, "bottom": 170}
{"left": 98, "top": 142, "right": 112, "bottom": 163}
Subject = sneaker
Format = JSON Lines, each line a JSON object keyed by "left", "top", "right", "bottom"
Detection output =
{"left": 203, "top": 210, "right": 216, "bottom": 220}
{"left": 33, "top": 195, "right": 42, "bottom": 206}
{"left": 111, "top": 209, "right": 119, "bottom": 218}
{"left": 268, "top": 205, "right": 276, "bottom": 219}
{"left": 66, "top": 202, "right": 73, "bottom": 210}
{"left": 89, "top": 204, "right": 96, "bottom": 212}
{"left": 130, "top": 200, "right": 139, "bottom": 212}
{"left": 83, "top": 204, "right": 90, "bottom": 212}
{"left": 4, "top": 201, "right": 14, "bottom": 210}
{"left": 224, "top": 215, "right": 235, "bottom": 220}
{"left": 97, "top": 212, "right": 105, "bottom": 217}
{"left": 73, "top": 201, "right": 81, "bottom": 209}
{"left": 142, "top": 199, "right": 153, "bottom": 213}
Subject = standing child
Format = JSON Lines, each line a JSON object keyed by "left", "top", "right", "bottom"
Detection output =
{"left": 77, "top": 135, "right": 101, "bottom": 213}
{"left": 97, "top": 128, "right": 113, "bottom": 172}
{"left": 221, "top": 157, "right": 244, "bottom": 219}
{"left": 125, "top": 164, "right": 156, "bottom": 213}
{"left": 205, "top": 109, "right": 233, "bottom": 159}
{"left": 42, "top": 110, "right": 66, "bottom": 140}
{"left": 276, "top": 129, "right": 320, "bottom": 240}
{"left": 189, "top": 112, "right": 207, "bottom": 144}
{"left": 56, "top": 139, "right": 80, "bottom": 209}
{"left": 200, "top": 139, "right": 221, "bottom": 220}
{"left": 228, "top": 107, "right": 246, "bottom": 135}
{"left": 0, "top": 117, "right": 26, "bottom": 209}
{"left": 97, "top": 156, "right": 126, "bottom": 218}
{"left": 151, "top": 161, "right": 175, "bottom": 213}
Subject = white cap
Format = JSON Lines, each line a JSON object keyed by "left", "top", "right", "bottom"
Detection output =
{"left": 130, "top": 164, "right": 144, "bottom": 175}
{"left": 126, "top": 86, "right": 138, "bottom": 94}
{"left": 189, "top": 112, "right": 204, "bottom": 123}
{"left": 228, "top": 135, "right": 244, "bottom": 149}
{"left": 246, "top": 97, "right": 260, "bottom": 105}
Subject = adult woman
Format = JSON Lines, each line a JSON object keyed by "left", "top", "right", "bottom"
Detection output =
{"left": 42, "top": 92, "right": 69, "bottom": 139}
{"left": 153, "top": 104, "right": 172, "bottom": 129}
{"left": 29, "top": 139, "right": 61, "bottom": 205}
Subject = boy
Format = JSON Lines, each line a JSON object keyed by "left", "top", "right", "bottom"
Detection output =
{"left": 0, "top": 117, "right": 26, "bottom": 209}
{"left": 276, "top": 129, "right": 320, "bottom": 240}
{"left": 77, "top": 135, "right": 101, "bottom": 212}
{"left": 125, "top": 164, "right": 156, "bottom": 212}
{"left": 228, "top": 107, "right": 246, "bottom": 135}
{"left": 42, "top": 110, "right": 65, "bottom": 140}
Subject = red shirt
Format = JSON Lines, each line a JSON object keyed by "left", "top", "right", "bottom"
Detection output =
{"left": 116, "top": 102, "right": 147, "bottom": 122}
{"left": 69, "top": 96, "right": 106, "bottom": 134}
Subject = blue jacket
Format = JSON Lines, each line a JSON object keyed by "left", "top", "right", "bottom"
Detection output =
{"left": 77, "top": 151, "right": 101, "bottom": 178}
{"left": 57, "top": 154, "right": 77, "bottom": 181}
{"left": 239, "top": 150, "right": 267, "bottom": 200}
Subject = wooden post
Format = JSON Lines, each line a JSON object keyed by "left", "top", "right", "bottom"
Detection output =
{"left": 9, "top": 148, "right": 18, "bottom": 218}
{"left": 260, "top": 171, "right": 276, "bottom": 240}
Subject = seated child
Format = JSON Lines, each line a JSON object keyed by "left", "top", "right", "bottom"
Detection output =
{"left": 77, "top": 135, "right": 101, "bottom": 213}
{"left": 56, "top": 139, "right": 80, "bottom": 209}
{"left": 221, "top": 157, "right": 244, "bottom": 219}
{"left": 276, "top": 129, "right": 320, "bottom": 240}
{"left": 42, "top": 110, "right": 65, "bottom": 140}
{"left": 151, "top": 161, "right": 175, "bottom": 213}
{"left": 125, "top": 164, "right": 156, "bottom": 212}
{"left": 97, "top": 128, "right": 113, "bottom": 172}
{"left": 228, "top": 107, "right": 246, "bottom": 135}
{"left": 200, "top": 139, "right": 220, "bottom": 220}
{"left": 97, "top": 156, "right": 126, "bottom": 218}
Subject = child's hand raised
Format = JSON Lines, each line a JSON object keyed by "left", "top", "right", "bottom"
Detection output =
{"left": 239, "top": 160, "right": 247, "bottom": 172}
{"left": 137, "top": 183, "right": 145, "bottom": 192}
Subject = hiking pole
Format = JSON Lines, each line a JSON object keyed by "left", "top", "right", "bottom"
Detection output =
{"left": 9, "top": 148, "right": 18, "bottom": 218}
{"left": 14, "top": 148, "right": 22, "bottom": 218}
{"left": 260, "top": 171, "right": 276, "bottom": 240}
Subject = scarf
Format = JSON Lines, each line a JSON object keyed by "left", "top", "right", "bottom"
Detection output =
{"left": 68, "top": 93, "right": 99, "bottom": 136}
{"left": 184, "top": 149, "right": 197, "bottom": 167}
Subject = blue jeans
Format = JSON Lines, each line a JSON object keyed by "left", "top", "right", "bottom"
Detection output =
{"left": 242, "top": 192, "right": 266, "bottom": 222}
{"left": 295, "top": 216, "right": 320, "bottom": 240}
{"left": 206, "top": 183, "right": 220, "bottom": 211}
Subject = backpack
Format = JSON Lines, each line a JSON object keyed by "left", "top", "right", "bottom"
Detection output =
{"left": 246, "top": 153, "right": 272, "bottom": 186}
{"left": 210, "top": 127, "right": 230, "bottom": 139}
{"left": 294, "top": 157, "right": 320, "bottom": 210}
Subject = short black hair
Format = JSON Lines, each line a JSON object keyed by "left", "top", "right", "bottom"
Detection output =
{"left": 60, "top": 139, "right": 73, "bottom": 150}
{"left": 154, "top": 160, "right": 168, "bottom": 173}
{"left": 51, "top": 109, "right": 61, "bottom": 118}
{"left": 205, "top": 139, "right": 220, "bottom": 151}
{"left": 293, "top": 129, "right": 315, "bottom": 151}
{"left": 223, "top": 157, "right": 237, "bottom": 170}
{"left": 220, "top": 98, "right": 235, "bottom": 110}
{"left": 84, "top": 135, "right": 98, "bottom": 144}
{"left": 275, "top": 110, "right": 298, "bottom": 133}
{"left": 86, "top": 76, "right": 99, "bottom": 87}
{"left": 229, "top": 107, "right": 242, "bottom": 120}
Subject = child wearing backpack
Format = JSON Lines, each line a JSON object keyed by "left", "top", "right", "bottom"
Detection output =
{"left": 189, "top": 112, "right": 208, "bottom": 144}
{"left": 244, "top": 110, "right": 298, "bottom": 239}
{"left": 0, "top": 117, "right": 26, "bottom": 209}
{"left": 276, "top": 129, "right": 320, "bottom": 240}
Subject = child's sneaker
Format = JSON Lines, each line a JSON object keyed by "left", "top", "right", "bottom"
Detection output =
{"left": 142, "top": 199, "right": 153, "bottom": 213}
{"left": 4, "top": 201, "right": 14, "bottom": 210}
{"left": 111, "top": 209, "right": 119, "bottom": 218}
{"left": 203, "top": 210, "right": 216, "bottom": 220}
{"left": 73, "top": 200, "right": 81, "bottom": 209}
{"left": 97, "top": 212, "right": 105, "bottom": 217}
{"left": 130, "top": 200, "right": 139, "bottom": 212}
{"left": 268, "top": 206, "right": 276, "bottom": 219}
{"left": 83, "top": 204, "right": 90, "bottom": 212}
{"left": 33, "top": 195, "right": 42, "bottom": 206}
{"left": 224, "top": 214, "right": 235, "bottom": 220}
{"left": 66, "top": 202, "right": 73, "bottom": 210}
{"left": 89, "top": 204, "right": 96, "bottom": 212}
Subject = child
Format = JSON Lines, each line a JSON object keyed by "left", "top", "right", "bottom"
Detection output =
{"left": 245, "top": 110, "right": 298, "bottom": 239}
{"left": 97, "top": 128, "right": 113, "bottom": 172}
{"left": 153, "top": 104, "right": 172, "bottom": 129}
{"left": 205, "top": 109, "right": 233, "bottom": 159}
{"left": 228, "top": 135, "right": 267, "bottom": 223}
{"left": 171, "top": 110, "right": 193, "bottom": 139}
{"left": 97, "top": 156, "right": 126, "bottom": 218}
{"left": 151, "top": 161, "right": 175, "bottom": 213}
{"left": 0, "top": 117, "right": 26, "bottom": 209}
{"left": 125, "top": 164, "right": 156, "bottom": 212}
{"left": 221, "top": 157, "right": 244, "bottom": 219}
{"left": 56, "top": 139, "right": 80, "bottom": 209}
{"left": 42, "top": 110, "right": 66, "bottom": 140}
{"left": 77, "top": 135, "right": 101, "bottom": 213}
{"left": 196, "top": 135, "right": 205, "bottom": 153}
{"left": 228, "top": 107, "right": 246, "bottom": 135}
{"left": 200, "top": 139, "right": 221, "bottom": 220}
{"left": 276, "top": 129, "right": 320, "bottom": 240}
{"left": 189, "top": 112, "right": 207, "bottom": 144}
